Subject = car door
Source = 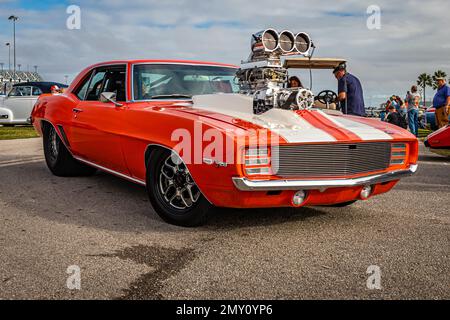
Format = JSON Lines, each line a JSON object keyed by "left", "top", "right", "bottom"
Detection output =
{"left": 68, "top": 65, "right": 129, "bottom": 174}
{"left": 4, "top": 86, "right": 34, "bottom": 122}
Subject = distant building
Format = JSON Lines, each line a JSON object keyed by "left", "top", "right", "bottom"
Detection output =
{"left": 0, "top": 70, "right": 43, "bottom": 94}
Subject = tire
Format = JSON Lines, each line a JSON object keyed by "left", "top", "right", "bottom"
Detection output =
{"left": 146, "top": 148, "right": 212, "bottom": 227}
{"left": 325, "top": 200, "right": 357, "bottom": 207}
{"left": 43, "top": 123, "right": 96, "bottom": 177}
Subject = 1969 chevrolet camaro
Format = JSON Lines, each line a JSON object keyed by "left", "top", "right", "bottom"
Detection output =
{"left": 31, "top": 58, "right": 419, "bottom": 227}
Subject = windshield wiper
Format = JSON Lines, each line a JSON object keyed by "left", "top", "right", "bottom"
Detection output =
{"left": 149, "top": 94, "right": 192, "bottom": 99}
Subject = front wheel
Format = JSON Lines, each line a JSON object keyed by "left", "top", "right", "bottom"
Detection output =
{"left": 146, "top": 149, "right": 212, "bottom": 227}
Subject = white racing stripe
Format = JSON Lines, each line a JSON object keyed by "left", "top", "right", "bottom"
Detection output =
{"left": 258, "top": 109, "right": 336, "bottom": 143}
{"left": 317, "top": 110, "right": 393, "bottom": 141}
{"left": 192, "top": 94, "right": 336, "bottom": 143}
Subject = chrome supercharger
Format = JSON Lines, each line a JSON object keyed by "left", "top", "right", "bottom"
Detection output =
{"left": 236, "top": 29, "right": 315, "bottom": 115}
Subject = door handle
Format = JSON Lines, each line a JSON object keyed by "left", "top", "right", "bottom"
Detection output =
{"left": 72, "top": 108, "right": 83, "bottom": 113}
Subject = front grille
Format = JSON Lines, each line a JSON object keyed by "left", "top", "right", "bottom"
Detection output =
{"left": 271, "top": 142, "right": 392, "bottom": 178}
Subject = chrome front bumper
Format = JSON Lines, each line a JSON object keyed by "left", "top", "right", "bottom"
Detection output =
{"left": 232, "top": 164, "right": 418, "bottom": 191}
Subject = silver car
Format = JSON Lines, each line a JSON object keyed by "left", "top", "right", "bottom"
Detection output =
{"left": 0, "top": 82, "right": 67, "bottom": 126}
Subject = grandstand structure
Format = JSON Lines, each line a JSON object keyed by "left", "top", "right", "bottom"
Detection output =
{"left": 0, "top": 69, "right": 43, "bottom": 94}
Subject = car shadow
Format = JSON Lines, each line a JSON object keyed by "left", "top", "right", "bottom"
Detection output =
{"left": 0, "top": 161, "right": 335, "bottom": 233}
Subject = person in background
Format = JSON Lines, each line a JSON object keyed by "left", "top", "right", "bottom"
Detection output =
{"left": 432, "top": 77, "right": 450, "bottom": 128}
{"left": 395, "top": 96, "right": 407, "bottom": 117}
{"left": 390, "top": 96, "right": 398, "bottom": 107}
{"left": 386, "top": 105, "right": 407, "bottom": 129}
{"left": 380, "top": 100, "right": 391, "bottom": 121}
{"left": 406, "top": 86, "right": 421, "bottom": 137}
{"left": 333, "top": 63, "right": 366, "bottom": 116}
{"left": 287, "top": 76, "right": 303, "bottom": 89}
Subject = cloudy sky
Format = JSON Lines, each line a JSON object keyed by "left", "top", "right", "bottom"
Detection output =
{"left": 0, "top": 0, "right": 449, "bottom": 106}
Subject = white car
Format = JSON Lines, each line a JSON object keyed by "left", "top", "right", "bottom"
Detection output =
{"left": 0, "top": 82, "right": 67, "bottom": 126}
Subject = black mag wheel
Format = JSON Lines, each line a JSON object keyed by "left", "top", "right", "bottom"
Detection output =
{"left": 146, "top": 149, "right": 211, "bottom": 227}
{"left": 158, "top": 154, "right": 201, "bottom": 210}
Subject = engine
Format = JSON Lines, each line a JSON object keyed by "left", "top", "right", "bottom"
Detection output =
{"left": 236, "top": 29, "right": 315, "bottom": 115}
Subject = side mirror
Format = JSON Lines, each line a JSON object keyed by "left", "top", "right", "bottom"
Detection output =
{"left": 100, "top": 92, "right": 123, "bottom": 107}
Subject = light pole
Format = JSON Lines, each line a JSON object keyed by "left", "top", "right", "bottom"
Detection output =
{"left": 8, "top": 15, "right": 18, "bottom": 77}
{"left": 17, "top": 63, "right": 21, "bottom": 71}
{"left": 6, "top": 43, "right": 11, "bottom": 71}
{"left": 34, "top": 65, "right": 38, "bottom": 73}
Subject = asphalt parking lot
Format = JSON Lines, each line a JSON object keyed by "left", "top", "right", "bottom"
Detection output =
{"left": 0, "top": 138, "right": 448, "bottom": 300}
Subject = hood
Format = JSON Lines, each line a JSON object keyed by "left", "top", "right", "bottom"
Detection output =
{"left": 177, "top": 94, "right": 415, "bottom": 144}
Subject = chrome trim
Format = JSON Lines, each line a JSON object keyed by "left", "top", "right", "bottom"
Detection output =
{"left": 232, "top": 164, "right": 418, "bottom": 191}
{"left": 271, "top": 142, "right": 392, "bottom": 178}
{"left": 73, "top": 156, "right": 146, "bottom": 186}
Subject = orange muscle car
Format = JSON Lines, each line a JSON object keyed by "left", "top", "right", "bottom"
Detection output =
{"left": 31, "top": 59, "right": 418, "bottom": 226}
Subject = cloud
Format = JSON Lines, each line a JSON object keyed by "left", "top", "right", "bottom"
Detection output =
{"left": 0, "top": 0, "right": 449, "bottom": 106}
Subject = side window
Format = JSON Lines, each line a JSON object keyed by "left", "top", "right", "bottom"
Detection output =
{"left": 32, "top": 86, "right": 43, "bottom": 96}
{"left": 73, "top": 65, "right": 126, "bottom": 101}
{"left": 9, "top": 86, "right": 31, "bottom": 97}
{"left": 86, "top": 70, "right": 106, "bottom": 101}
{"left": 74, "top": 72, "right": 93, "bottom": 100}
{"left": 99, "top": 66, "right": 127, "bottom": 101}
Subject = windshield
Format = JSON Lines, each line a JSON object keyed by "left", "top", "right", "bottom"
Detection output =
{"left": 133, "top": 64, "right": 239, "bottom": 100}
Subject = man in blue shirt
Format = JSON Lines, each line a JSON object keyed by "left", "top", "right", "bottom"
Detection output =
{"left": 333, "top": 63, "right": 366, "bottom": 116}
{"left": 432, "top": 77, "right": 450, "bottom": 128}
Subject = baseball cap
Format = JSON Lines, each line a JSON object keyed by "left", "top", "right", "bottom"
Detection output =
{"left": 333, "top": 63, "right": 346, "bottom": 74}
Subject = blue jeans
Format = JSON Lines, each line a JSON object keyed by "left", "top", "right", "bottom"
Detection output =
{"left": 408, "top": 109, "right": 419, "bottom": 137}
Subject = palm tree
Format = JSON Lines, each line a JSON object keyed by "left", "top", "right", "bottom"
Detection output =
{"left": 417, "top": 73, "right": 432, "bottom": 107}
{"left": 432, "top": 70, "right": 448, "bottom": 90}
